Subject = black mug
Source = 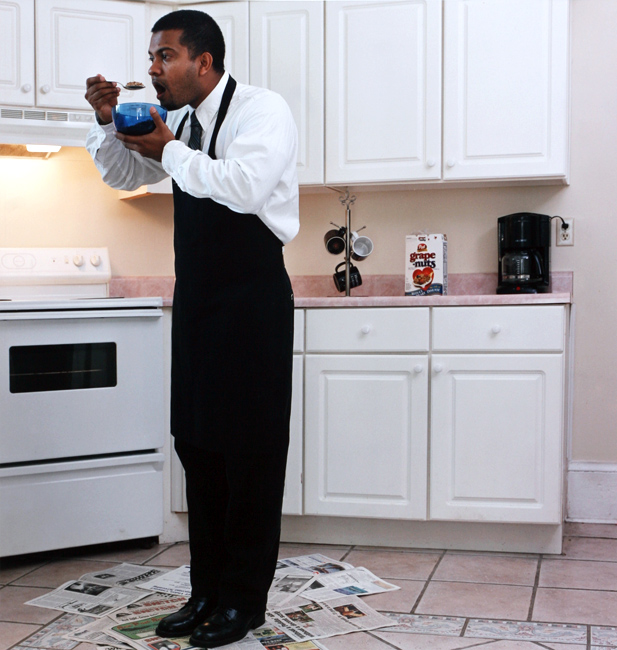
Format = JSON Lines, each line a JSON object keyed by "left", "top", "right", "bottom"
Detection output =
{"left": 324, "top": 228, "right": 346, "bottom": 255}
{"left": 333, "top": 262, "right": 362, "bottom": 293}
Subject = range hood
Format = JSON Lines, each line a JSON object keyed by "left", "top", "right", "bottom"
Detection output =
{"left": 0, "top": 106, "right": 96, "bottom": 147}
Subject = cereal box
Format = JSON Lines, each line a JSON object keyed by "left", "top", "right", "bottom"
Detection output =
{"left": 405, "top": 234, "right": 448, "bottom": 295}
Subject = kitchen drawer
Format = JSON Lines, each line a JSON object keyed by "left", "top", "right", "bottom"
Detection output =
{"left": 432, "top": 306, "right": 566, "bottom": 352}
{"left": 294, "top": 309, "right": 305, "bottom": 352}
{"left": 306, "top": 308, "right": 429, "bottom": 352}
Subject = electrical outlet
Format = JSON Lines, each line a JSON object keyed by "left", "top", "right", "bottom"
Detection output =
{"left": 556, "top": 218, "right": 574, "bottom": 246}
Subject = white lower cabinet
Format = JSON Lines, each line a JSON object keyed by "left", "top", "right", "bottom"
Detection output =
{"left": 429, "top": 353, "right": 564, "bottom": 523}
{"left": 300, "top": 305, "right": 568, "bottom": 526}
{"left": 304, "top": 354, "right": 428, "bottom": 519}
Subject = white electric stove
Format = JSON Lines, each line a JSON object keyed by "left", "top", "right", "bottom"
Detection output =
{"left": 0, "top": 248, "right": 165, "bottom": 557}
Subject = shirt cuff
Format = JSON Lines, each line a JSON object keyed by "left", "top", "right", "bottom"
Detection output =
{"left": 161, "top": 139, "right": 196, "bottom": 177}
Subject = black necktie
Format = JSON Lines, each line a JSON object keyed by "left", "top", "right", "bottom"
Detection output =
{"left": 188, "top": 112, "right": 203, "bottom": 151}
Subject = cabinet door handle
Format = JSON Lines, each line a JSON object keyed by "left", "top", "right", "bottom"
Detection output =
{"left": 360, "top": 325, "right": 371, "bottom": 335}
{"left": 426, "top": 158, "right": 436, "bottom": 168}
{"left": 433, "top": 363, "right": 443, "bottom": 374}
{"left": 40, "top": 84, "right": 51, "bottom": 94}
{"left": 413, "top": 364, "right": 423, "bottom": 374}
{"left": 446, "top": 159, "right": 456, "bottom": 168}
{"left": 491, "top": 324, "right": 502, "bottom": 334}
{"left": 21, "top": 84, "right": 32, "bottom": 93}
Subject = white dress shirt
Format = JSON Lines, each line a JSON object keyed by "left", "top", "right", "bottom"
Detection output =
{"left": 86, "top": 72, "right": 300, "bottom": 244}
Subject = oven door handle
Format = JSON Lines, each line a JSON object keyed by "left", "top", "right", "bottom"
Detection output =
{"left": 0, "top": 309, "right": 163, "bottom": 321}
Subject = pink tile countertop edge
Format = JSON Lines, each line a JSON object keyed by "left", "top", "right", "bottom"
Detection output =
{"left": 110, "top": 272, "right": 572, "bottom": 308}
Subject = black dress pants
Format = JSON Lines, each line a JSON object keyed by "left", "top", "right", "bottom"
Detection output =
{"left": 174, "top": 437, "right": 289, "bottom": 613}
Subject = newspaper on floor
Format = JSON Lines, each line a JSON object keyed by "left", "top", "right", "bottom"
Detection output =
{"left": 267, "top": 574, "right": 314, "bottom": 609}
{"left": 25, "top": 577, "right": 149, "bottom": 617}
{"left": 9, "top": 613, "right": 95, "bottom": 649}
{"left": 107, "top": 592, "right": 189, "bottom": 623}
{"left": 137, "top": 564, "right": 191, "bottom": 596}
{"left": 299, "top": 567, "right": 400, "bottom": 602}
{"left": 78, "top": 563, "right": 171, "bottom": 588}
{"left": 275, "top": 554, "right": 354, "bottom": 577}
{"left": 65, "top": 615, "right": 139, "bottom": 648}
{"left": 106, "top": 612, "right": 329, "bottom": 650}
{"left": 265, "top": 595, "right": 392, "bottom": 641}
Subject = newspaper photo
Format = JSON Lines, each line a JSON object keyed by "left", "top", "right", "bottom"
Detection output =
{"left": 275, "top": 554, "right": 354, "bottom": 577}
{"left": 137, "top": 564, "right": 191, "bottom": 596}
{"left": 300, "top": 567, "right": 400, "bottom": 602}
{"left": 265, "top": 595, "right": 392, "bottom": 641}
{"left": 25, "top": 578, "right": 148, "bottom": 617}
{"left": 79, "top": 563, "right": 170, "bottom": 588}
{"left": 106, "top": 614, "right": 197, "bottom": 650}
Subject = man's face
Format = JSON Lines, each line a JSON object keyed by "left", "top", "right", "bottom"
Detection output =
{"left": 148, "top": 29, "right": 203, "bottom": 110}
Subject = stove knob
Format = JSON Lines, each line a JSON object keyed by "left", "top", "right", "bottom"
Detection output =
{"left": 90, "top": 254, "right": 102, "bottom": 267}
{"left": 13, "top": 255, "right": 25, "bottom": 267}
{"left": 73, "top": 255, "right": 84, "bottom": 267}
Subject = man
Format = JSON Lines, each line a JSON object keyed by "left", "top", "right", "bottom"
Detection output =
{"left": 85, "top": 10, "right": 298, "bottom": 649}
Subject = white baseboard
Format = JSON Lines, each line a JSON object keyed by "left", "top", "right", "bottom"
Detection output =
{"left": 567, "top": 461, "right": 617, "bottom": 523}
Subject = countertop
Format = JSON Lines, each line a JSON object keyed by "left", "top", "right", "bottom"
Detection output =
{"left": 109, "top": 272, "right": 573, "bottom": 308}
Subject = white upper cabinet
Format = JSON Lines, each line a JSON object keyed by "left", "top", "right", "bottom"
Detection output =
{"left": 1, "top": 0, "right": 35, "bottom": 107}
{"left": 35, "top": 0, "right": 146, "bottom": 110}
{"left": 250, "top": 1, "right": 324, "bottom": 185}
{"left": 442, "top": 0, "right": 570, "bottom": 181}
{"left": 191, "top": 1, "right": 249, "bottom": 84}
{"left": 325, "top": 0, "right": 442, "bottom": 184}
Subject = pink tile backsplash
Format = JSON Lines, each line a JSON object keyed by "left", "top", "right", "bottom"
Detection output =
{"left": 110, "top": 272, "right": 572, "bottom": 308}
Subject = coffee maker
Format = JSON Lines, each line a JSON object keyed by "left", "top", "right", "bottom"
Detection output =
{"left": 497, "top": 212, "right": 551, "bottom": 294}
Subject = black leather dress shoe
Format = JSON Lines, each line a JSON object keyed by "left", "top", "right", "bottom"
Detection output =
{"left": 155, "top": 596, "right": 216, "bottom": 638}
{"left": 189, "top": 606, "right": 266, "bottom": 648}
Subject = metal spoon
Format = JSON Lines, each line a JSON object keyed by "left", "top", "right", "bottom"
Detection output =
{"left": 110, "top": 81, "right": 146, "bottom": 90}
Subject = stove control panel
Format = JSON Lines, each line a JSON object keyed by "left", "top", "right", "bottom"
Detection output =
{"left": 0, "top": 247, "right": 111, "bottom": 285}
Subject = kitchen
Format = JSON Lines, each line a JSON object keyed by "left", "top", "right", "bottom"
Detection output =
{"left": 1, "top": 0, "right": 616, "bottom": 647}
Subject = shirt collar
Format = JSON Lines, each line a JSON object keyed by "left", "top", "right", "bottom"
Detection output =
{"left": 194, "top": 71, "right": 229, "bottom": 128}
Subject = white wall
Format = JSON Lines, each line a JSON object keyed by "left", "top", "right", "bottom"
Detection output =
{"left": 1, "top": 0, "right": 615, "bottom": 464}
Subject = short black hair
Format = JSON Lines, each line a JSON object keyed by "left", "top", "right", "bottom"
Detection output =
{"left": 152, "top": 10, "right": 225, "bottom": 73}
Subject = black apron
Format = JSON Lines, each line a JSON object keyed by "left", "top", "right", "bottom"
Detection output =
{"left": 170, "top": 77, "right": 294, "bottom": 454}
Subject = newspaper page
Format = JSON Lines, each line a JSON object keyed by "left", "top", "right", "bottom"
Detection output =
{"left": 299, "top": 567, "right": 400, "bottom": 602}
{"left": 275, "top": 554, "right": 354, "bottom": 577}
{"left": 107, "top": 592, "right": 189, "bottom": 624}
{"left": 137, "top": 564, "right": 191, "bottom": 596}
{"left": 107, "top": 614, "right": 329, "bottom": 650}
{"left": 267, "top": 574, "right": 314, "bottom": 609}
{"left": 9, "top": 613, "right": 95, "bottom": 649}
{"left": 78, "top": 563, "right": 170, "bottom": 588}
{"left": 265, "top": 595, "right": 392, "bottom": 641}
{"left": 25, "top": 578, "right": 148, "bottom": 617}
{"left": 66, "top": 616, "right": 136, "bottom": 648}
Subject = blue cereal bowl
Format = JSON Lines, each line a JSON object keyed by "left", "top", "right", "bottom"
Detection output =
{"left": 112, "top": 103, "right": 167, "bottom": 135}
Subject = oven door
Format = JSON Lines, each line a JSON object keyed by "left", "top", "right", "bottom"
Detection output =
{"left": 0, "top": 305, "right": 165, "bottom": 464}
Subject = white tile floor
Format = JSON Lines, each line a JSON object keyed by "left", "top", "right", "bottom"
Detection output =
{"left": 1, "top": 522, "right": 616, "bottom": 650}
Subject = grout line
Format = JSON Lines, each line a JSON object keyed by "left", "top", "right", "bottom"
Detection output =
{"left": 410, "top": 549, "right": 447, "bottom": 614}
{"left": 527, "top": 554, "right": 543, "bottom": 621}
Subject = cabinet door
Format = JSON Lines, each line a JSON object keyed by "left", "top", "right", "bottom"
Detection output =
{"left": 250, "top": 1, "right": 324, "bottom": 185}
{"left": 282, "top": 354, "right": 304, "bottom": 515}
{"left": 35, "top": 0, "right": 146, "bottom": 110}
{"left": 430, "top": 354, "right": 564, "bottom": 523}
{"left": 443, "top": 0, "right": 570, "bottom": 181}
{"left": 305, "top": 354, "right": 428, "bottom": 519}
{"left": 192, "top": 1, "right": 249, "bottom": 84}
{"left": 1, "top": 0, "right": 34, "bottom": 106}
{"left": 325, "top": 0, "right": 442, "bottom": 184}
